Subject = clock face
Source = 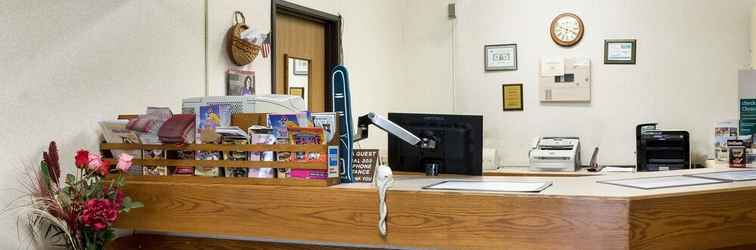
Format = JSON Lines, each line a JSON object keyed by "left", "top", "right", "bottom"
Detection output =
{"left": 550, "top": 13, "right": 584, "bottom": 47}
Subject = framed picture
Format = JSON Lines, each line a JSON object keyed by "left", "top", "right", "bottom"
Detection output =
{"left": 604, "top": 39, "right": 637, "bottom": 64}
{"left": 226, "top": 69, "right": 255, "bottom": 96}
{"left": 502, "top": 84, "right": 524, "bottom": 111}
{"left": 485, "top": 44, "right": 517, "bottom": 71}
{"left": 293, "top": 58, "right": 309, "bottom": 75}
{"left": 289, "top": 87, "right": 305, "bottom": 99}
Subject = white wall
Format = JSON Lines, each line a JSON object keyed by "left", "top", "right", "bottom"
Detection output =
{"left": 0, "top": 0, "right": 408, "bottom": 247}
{"left": 0, "top": 0, "right": 205, "bottom": 248}
{"left": 452, "top": 0, "right": 754, "bottom": 165}
{"left": 400, "top": 0, "right": 455, "bottom": 114}
{"left": 207, "top": 0, "right": 272, "bottom": 96}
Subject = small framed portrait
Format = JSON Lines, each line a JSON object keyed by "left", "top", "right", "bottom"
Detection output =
{"left": 502, "top": 83, "right": 524, "bottom": 111}
{"left": 604, "top": 39, "right": 637, "bottom": 64}
{"left": 289, "top": 87, "right": 305, "bottom": 99}
{"left": 226, "top": 69, "right": 255, "bottom": 96}
{"left": 485, "top": 44, "right": 517, "bottom": 71}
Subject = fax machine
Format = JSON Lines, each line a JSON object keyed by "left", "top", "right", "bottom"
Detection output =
{"left": 529, "top": 137, "right": 581, "bottom": 172}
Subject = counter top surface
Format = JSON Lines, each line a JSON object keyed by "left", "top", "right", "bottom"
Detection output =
{"left": 333, "top": 167, "right": 756, "bottom": 199}
{"left": 116, "top": 166, "right": 756, "bottom": 250}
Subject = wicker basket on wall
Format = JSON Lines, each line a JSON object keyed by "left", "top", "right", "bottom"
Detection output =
{"left": 227, "top": 11, "right": 260, "bottom": 66}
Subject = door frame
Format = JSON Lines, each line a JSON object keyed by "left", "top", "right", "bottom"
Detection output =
{"left": 271, "top": 0, "right": 342, "bottom": 111}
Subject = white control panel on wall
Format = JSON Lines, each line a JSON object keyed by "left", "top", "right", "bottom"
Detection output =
{"left": 539, "top": 56, "right": 591, "bottom": 102}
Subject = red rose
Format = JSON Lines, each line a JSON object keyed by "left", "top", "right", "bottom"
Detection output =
{"left": 103, "top": 187, "right": 125, "bottom": 209}
{"left": 98, "top": 160, "right": 110, "bottom": 177}
{"left": 114, "top": 190, "right": 125, "bottom": 209}
{"left": 74, "top": 150, "right": 89, "bottom": 169}
{"left": 80, "top": 199, "right": 118, "bottom": 231}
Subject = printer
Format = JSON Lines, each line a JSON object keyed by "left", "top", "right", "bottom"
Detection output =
{"left": 529, "top": 137, "right": 581, "bottom": 172}
{"left": 182, "top": 95, "right": 306, "bottom": 114}
{"left": 636, "top": 123, "right": 690, "bottom": 171}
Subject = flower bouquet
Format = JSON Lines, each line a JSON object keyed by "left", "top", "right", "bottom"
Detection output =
{"left": 11, "top": 141, "right": 143, "bottom": 250}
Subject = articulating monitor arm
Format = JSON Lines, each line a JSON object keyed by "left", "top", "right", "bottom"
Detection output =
{"left": 353, "top": 113, "right": 421, "bottom": 146}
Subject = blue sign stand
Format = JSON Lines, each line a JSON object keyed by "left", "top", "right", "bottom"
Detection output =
{"left": 331, "top": 65, "right": 354, "bottom": 183}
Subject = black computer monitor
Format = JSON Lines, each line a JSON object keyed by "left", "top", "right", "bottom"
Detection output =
{"left": 387, "top": 113, "right": 483, "bottom": 176}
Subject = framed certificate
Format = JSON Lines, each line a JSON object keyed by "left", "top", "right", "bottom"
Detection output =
{"left": 502, "top": 83, "right": 524, "bottom": 111}
{"left": 293, "top": 58, "right": 309, "bottom": 75}
{"left": 485, "top": 44, "right": 517, "bottom": 71}
{"left": 604, "top": 39, "right": 636, "bottom": 64}
{"left": 288, "top": 87, "right": 305, "bottom": 99}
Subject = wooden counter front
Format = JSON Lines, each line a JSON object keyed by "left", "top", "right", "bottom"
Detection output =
{"left": 113, "top": 168, "right": 756, "bottom": 250}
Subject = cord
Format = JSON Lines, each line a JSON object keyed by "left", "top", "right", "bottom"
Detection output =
{"left": 449, "top": 0, "right": 457, "bottom": 113}
{"left": 374, "top": 165, "right": 394, "bottom": 237}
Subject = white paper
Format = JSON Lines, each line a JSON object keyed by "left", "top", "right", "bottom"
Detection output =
{"left": 215, "top": 126, "right": 250, "bottom": 139}
{"left": 540, "top": 57, "right": 565, "bottom": 76}
{"left": 602, "top": 166, "right": 635, "bottom": 172}
{"left": 607, "top": 43, "right": 633, "bottom": 61}
{"left": 425, "top": 180, "right": 551, "bottom": 192}
{"left": 487, "top": 47, "right": 516, "bottom": 68}
{"left": 689, "top": 170, "right": 756, "bottom": 181}
{"left": 599, "top": 176, "right": 725, "bottom": 190}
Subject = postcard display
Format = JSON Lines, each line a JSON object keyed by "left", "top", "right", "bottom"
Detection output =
{"left": 100, "top": 108, "right": 341, "bottom": 186}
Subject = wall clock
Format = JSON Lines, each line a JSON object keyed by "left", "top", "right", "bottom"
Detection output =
{"left": 550, "top": 13, "right": 584, "bottom": 47}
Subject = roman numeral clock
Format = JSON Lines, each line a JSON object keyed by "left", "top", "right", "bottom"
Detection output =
{"left": 550, "top": 13, "right": 584, "bottom": 47}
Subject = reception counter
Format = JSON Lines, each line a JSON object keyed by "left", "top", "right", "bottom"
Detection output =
{"left": 112, "top": 168, "right": 756, "bottom": 250}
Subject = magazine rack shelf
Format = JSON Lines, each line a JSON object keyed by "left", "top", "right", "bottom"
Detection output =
{"left": 100, "top": 142, "right": 340, "bottom": 187}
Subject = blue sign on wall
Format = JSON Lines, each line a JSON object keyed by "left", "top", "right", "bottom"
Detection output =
{"left": 740, "top": 99, "right": 756, "bottom": 135}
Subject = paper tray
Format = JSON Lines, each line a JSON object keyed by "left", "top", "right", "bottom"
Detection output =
{"left": 597, "top": 175, "right": 727, "bottom": 190}
{"left": 422, "top": 180, "right": 552, "bottom": 193}
{"left": 686, "top": 170, "right": 756, "bottom": 182}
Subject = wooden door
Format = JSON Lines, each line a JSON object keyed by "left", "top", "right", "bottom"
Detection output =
{"left": 275, "top": 13, "right": 326, "bottom": 112}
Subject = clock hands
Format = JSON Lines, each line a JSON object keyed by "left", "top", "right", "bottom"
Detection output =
{"left": 557, "top": 27, "right": 578, "bottom": 41}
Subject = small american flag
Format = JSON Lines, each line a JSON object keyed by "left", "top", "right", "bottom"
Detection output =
{"left": 261, "top": 33, "right": 271, "bottom": 58}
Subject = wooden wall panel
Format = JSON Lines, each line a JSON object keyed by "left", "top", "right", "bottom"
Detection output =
{"left": 107, "top": 234, "right": 358, "bottom": 250}
{"left": 115, "top": 181, "right": 629, "bottom": 249}
{"left": 275, "top": 13, "right": 326, "bottom": 112}
{"left": 629, "top": 189, "right": 756, "bottom": 250}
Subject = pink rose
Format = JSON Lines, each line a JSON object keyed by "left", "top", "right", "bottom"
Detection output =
{"left": 80, "top": 199, "right": 118, "bottom": 231}
{"left": 116, "top": 153, "right": 133, "bottom": 172}
{"left": 87, "top": 153, "right": 103, "bottom": 170}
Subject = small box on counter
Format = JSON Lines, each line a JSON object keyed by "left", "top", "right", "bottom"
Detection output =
{"left": 728, "top": 140, "right": 747, "bottom": 168}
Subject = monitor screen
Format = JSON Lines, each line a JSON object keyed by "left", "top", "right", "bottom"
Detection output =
{"left": 388, "top": 113, "right": 483, "bottom": 176}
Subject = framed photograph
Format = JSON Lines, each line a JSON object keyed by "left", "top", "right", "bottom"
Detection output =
{"left": 293, "top": 58, "right": 309, "bottom": 75}
{"left": 485, "top": 44, "right": 517, "bottom": 71}
{"left": 226, "top": 69, "right": 255, "bottom": 96}
{"left": 289, "top": 87, "right": 305, "bottom": 99}
{"left": 604, "top": 39, "right": 637, "bottom": 64}
{"left": 502, "top": 84, "right": 524, "bottom": 111}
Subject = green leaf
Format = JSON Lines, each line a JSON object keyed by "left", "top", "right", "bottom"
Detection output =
{"left": 102, "top": 229, "right": 115, "bottom": 242}
{"left": 115, "top": 174, "right": 125, "bottom": 187}
{"left": 120, "top": 197, "right": 133, "bottom": 211}
{"left": 120, "top": 197, "right": 143, "bottom": 212}
{"left": 40, "top": 162, "right": 51, "bottom": 187}
{"left": 85, "top": 180, "right": 105, "bottom": 199}
{"left": 130, "top": 201, "right": 144, "bottom": 209}
{"left": 65, "top": 174, "right": 76, "bottom": 185}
